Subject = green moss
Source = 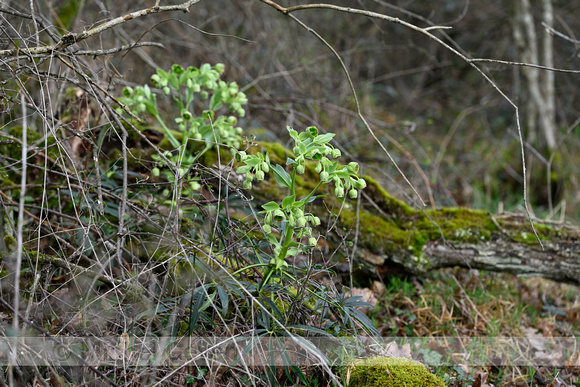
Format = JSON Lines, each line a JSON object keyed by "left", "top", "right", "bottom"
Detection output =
{"left": 3, "top": 235, "right": 16, "bottom": 252}
{"left": 340, "top": 210, "right": 426, "bottom": 257}
{"left": 420, "top": 207, "right": 497, "bottom": 243}
{"left": 362, "top": 176, "right": 416, "bottom": 217}
{"left": 348, "top": 356, "right": 446, "bottom": 387}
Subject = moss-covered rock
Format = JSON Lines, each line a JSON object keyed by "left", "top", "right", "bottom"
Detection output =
{"left": 347, "top": 356, "right": 446, "bottom": 387}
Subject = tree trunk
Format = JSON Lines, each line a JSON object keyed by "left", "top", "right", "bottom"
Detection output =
{"left": 248, "top": 143, "right": 580, "bottom": 285}
{"left": 343, "top": 181, "right": 580, "bottom": 285}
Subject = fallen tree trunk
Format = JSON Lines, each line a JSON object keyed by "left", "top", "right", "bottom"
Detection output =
{"left": 248, "top": 143, "right": 580, "bottom": 285}
{"left": 342, "top": 182, "right": 580, "bottom": 285}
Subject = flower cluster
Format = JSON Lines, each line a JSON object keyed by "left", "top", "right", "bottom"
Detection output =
{"left": 119, "top": 63, "right": 248, "bottom": 196}
{"left": 235, "top": 151, "right": 270, "bottom": 190}
{"left": 235, "top": 126, "right": 367, "bottom": 266}
{"left": 288, "top": 126, "right": 367, "bottom": 199}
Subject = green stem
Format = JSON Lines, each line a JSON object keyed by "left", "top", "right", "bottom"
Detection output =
{"left": 303, "top": 181, "right": 323, "bottom": 203}
{"left": 290, "top": 168, "right": 296, "bottom": 196}
{"left": 278, "top": 221, "right": 295, "bottom": 261}
{"left": 153, "top": 113, "right": 180, "bottom": 148}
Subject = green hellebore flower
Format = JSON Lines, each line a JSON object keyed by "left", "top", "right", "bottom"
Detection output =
{"left": 332, "top": 148, "right": 341, "bottom": 159}
{"left": 335, "top": 186, "right": 345, "bottom": 198}
{"left": 296, "top": 216, "right": 307, "bottom": 228}
{"left": 306, "top": 126, "right": 318, "bottom": 138}
{"left": 255, "top": 170, "right": 265, "bottom": 181}
{"left": 347, "top": 162, "right": 359, "bottom": 174}
{"left": 172, "top": 64, "right": 184, "bottom": 74}
{"left": 355, "top": 178, "right": 367, "bottom": 190}
{"left": 308, "top": 237, "right": 317, "bottom": 247}
{"left": 262, "top": 224, "right": 272, "bottom": 234}
{"left": 349, "top": 188, "right": 358, "bottom": 199}
{"left": 311, "top": 216, "right": 321, "bottom": 226}
{"left": 310, "top": 149, "right": 322, "bottom": 161}
{"left": 235, "top": 151, "right": 247, "bottom": 162}
{"left": 320, "top": 171, "right": 330, "bottom": 182}
{"left": 273, "top": 209, "right": 285, "bottom": 222}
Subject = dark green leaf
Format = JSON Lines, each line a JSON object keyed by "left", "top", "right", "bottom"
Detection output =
{"left": 272, "top": 164, "right": 291, "bottom": 188}
{"left": 262, "top": 201, "right": 280, "bottom": 211}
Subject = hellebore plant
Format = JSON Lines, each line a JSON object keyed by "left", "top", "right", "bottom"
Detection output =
{"left": 236, "top": 126, "right": 366, "bottom": 286}
{"left": 119, "top": 63, "right": 247, "bottom": 195}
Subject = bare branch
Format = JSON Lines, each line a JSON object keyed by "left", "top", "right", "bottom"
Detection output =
{"left": 542, "top": 21, "right": 580, "bottom": 45}
{"left": 76, "top": 42, "right": 165, "bottom": 57}
{"left": 0, "top": 0, "right": 202, "bottom": 57}
{"left": 469, "top": 58, "right": 580, "bottom": 73}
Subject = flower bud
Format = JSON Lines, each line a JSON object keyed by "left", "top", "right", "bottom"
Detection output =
{"left": 262, "top": 224, "right": 272, "bottom": 234}
{"left": 262, "top": 162, "right": 270, "bottom": 173}
{"left": 163, "top": 86, "right": 170, "bottom": 95}
{"left": 255, "top": 170, "right": 265, "bottom": 181}
{"left": 152, "top": 167, "right": 160, "bottom": 177}
{"left": 311, "top": 216, "right": 321, "bottom": 226}
{"left": 335, "top": 186, "right": 345, "bottom": 198}
{"left": 308, "top": 237, "right": 317, "bottom": 247}
{"left": 296, "top": 164, "right": 305, "bottom": 174}
{"left": 246, "top": 172, "right": 253, "bottom": 182}
{"left": 355, "top": 178, "right": 367, "bottom": 190}
{"left": 320, "top": 171, "right": 330, "bottom": 182}
{"left": 347, "top": 162, "right": 359, "bottom": 174}
{"left": 296, "top": 216, "right": 306, "bottom": 228}
{"left": 349, "top": 188, "right": 358, "bottom": 199}
{"left": 315, "top": 162, "right": 322, "bottom": 174}
{"left": 288, "top": 214, "right": 296, "bottom": 227}
{"left": 331, "top": 148, "right": 341, "bottom": 159}
{"left": 243, "top": 180, "right": 252, "bottom": 190}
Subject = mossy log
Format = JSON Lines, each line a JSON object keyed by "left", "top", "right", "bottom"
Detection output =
{"left": 246, "top": 142, "right": 580, "bottom": 285}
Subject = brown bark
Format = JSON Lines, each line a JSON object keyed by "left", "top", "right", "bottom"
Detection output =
{"left": 352, "top": 211, "right": 580, "bottom": 285}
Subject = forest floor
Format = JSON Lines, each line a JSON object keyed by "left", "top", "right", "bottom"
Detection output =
{"left": 368, "top": 268, "right": 580, "bottom": 387}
